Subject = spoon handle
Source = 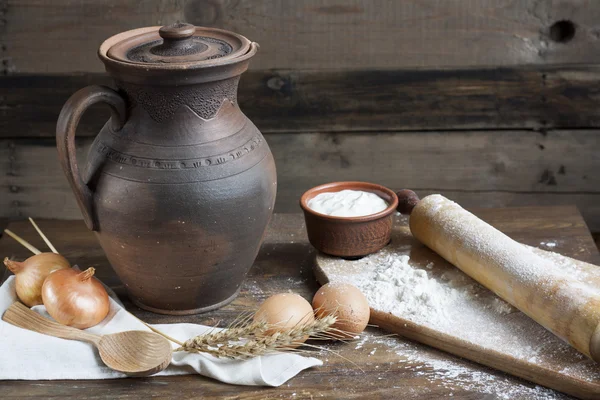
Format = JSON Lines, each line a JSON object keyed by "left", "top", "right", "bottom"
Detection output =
{"left": 2, "top": 302, "right": 102, "bottom": 346}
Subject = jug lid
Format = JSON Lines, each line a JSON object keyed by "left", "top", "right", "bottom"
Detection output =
{"left": 104, "top": 22, "right": 252, "bottom": 67}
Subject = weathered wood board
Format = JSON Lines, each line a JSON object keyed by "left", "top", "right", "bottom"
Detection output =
{"left": 2, "top": 130, "right": 600, "bottom": 229}
{"left": 0, "top": 209, "right": 598, "bottom": 399}
{"left": 3, "top": 64, "right": 600, "bottom": 137}
{"left": 3, "top": 0, "right": 600, "bottom": 74}
{"left": 314, "top": 222, "right": 600, "bottom": 399}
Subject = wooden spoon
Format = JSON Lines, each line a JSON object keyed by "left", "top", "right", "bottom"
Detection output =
{"left": 2, "top": 302, "right": 172, "bottom": 376}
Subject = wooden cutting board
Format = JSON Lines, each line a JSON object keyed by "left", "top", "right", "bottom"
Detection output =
{"left": 314, "top": 224, "right": 600, "bottom": 399}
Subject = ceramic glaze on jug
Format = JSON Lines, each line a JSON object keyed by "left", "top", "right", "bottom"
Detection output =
{"left": 56, "top": 23, "right": 276, "bottom": 314}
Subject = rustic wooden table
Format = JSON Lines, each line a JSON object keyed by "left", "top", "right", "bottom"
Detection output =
{"left": 1, "top": 207, "right": 598, "bottom": 399}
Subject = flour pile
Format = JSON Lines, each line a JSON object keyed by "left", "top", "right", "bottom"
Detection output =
{"left": 340, "top": 244, "right": 514, "bottom": 331}
{"left": 362, "top": 254, "right": 465, "bottom": 324}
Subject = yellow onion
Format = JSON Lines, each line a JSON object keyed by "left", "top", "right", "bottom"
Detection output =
{"left": 3, "top": 253, "right": 70, "bottom": 307}
{"left": 42, "top": 267, "right": 110, "bottom": 329}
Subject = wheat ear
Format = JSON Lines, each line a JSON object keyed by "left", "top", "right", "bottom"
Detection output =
{"left": 178, "top": 315, "right": 339, "bottom": 359}
{"left": 196, "top": 320, "right": 269, "bottom": 347}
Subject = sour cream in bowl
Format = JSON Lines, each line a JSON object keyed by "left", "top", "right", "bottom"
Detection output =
{"left": 300, "top": 182, "right": 399, "bottom": 257}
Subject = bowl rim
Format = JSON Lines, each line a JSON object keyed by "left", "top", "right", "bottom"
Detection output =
{"left": 299, "top": 181, "right": 399, "bottom": 222}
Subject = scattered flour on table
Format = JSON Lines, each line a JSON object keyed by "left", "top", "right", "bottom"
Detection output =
{"left": 342, "top": 332, "right": 570, "bottom": 399}
{"left": 541, "top": 241, "right": 557, "bottom": 248}
{"left": 324, "top": 332, "right": 567, "bottom": 398}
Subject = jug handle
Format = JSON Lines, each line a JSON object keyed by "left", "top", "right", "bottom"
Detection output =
{"left": 56, "top": 85, "right": 126, "bottom": 231}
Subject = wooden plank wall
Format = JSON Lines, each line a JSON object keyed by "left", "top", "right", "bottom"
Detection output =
{"left": 2, "top": 0, "right": 600, "bottom": 230}
{"left": 4, "top": 0, "right": 600, "bottom": 72}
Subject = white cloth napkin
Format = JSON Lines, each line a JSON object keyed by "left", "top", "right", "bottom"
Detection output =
{"left": 0, "top": 276, "right": 322, "bottom": 385}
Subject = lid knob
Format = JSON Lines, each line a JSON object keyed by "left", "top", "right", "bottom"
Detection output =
{"left": 159, "top": 22, "right": 196, "bottom": 41}
{"left": 151, "top": 22, "right": 204, "bottom": 57}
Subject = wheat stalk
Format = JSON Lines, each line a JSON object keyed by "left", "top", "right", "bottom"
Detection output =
{"left": 177, "top": 315, "right": 344, "bottom": 359}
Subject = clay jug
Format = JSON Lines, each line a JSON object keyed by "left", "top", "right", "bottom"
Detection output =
{"left": 56, "top": 23, "right": 276, "bottom": 315}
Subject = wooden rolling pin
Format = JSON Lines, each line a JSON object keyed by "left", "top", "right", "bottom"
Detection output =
{"left": 397, "top": 190, "right": 600, "bottom": 363}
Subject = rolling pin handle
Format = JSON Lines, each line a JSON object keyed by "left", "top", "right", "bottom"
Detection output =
{"left": 589, "top": 322, "right": 600, "bottom": 363}
{"left": 396, "top": 189, "right": 420, "bottom": 215}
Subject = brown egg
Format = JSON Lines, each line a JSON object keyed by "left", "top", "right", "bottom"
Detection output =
{"left": 312, "top": 282, "right": 370, "bottom": 337}
{"left": 254, "top": 293, "right": 315, "bottom": 346}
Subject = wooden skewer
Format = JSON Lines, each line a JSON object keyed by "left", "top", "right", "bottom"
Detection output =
{"left": 142, "top": 321, "right": 184, "bottom": 346}
{"left": 28, "top": 217, "right": 58, "bottom": 254}
{"left": 127, "top": 311, "right": 183, "bottom": 346}
{"left": 3, "top": 229, "right": 41, "bottom": 255}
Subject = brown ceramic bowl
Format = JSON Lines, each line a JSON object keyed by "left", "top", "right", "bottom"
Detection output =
{"left": 300, "top": 182, "right": 399, "bottom": 257}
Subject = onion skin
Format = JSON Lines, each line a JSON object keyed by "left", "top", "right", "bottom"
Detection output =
{"left": 42, "top": 267, "right": 110, "bottom": 329}
{"left": 3, "top": 253, "right": 70, "bottom": 307}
